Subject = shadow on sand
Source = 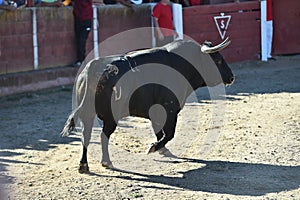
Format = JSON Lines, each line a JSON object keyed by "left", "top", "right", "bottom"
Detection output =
{"left": 0, "top": 87, "right": 80, "bottom": 191}
{"left": 92, "top": 158, "right": 300, "bottom": 196}
{"left": 194, "top": 58, "right": 300, "bottom": 102}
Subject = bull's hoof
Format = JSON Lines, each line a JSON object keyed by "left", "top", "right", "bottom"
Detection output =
{"left": 101, "top": 161, "right": 114, "bottom": 169}
{"left": 158, "top": 147, "right": 177, "bottom": 158}
{"left": 146, "top": 143, "right": 156, "bottom": 154}
{"left": 78, "top": 163, "right": 89, "bottom": 174}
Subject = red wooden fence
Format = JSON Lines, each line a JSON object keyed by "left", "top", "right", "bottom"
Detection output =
{"left": 0, "top": 5, "right": 152, "bottom": 75}
{"left": 183, "top": 1, "right": 261, "bottom": 62}
{"left": 272, "top": 0, "right": 300, "bottom": 55}
{"left": 0, "top": 9, "right": 33, "bottom": 74}
{"left": 0, "top": 1, "right": 299, "bottom": 77}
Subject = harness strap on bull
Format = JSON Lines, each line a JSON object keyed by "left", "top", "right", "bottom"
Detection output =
{"left": 122, "top": 55, "right": 138, "bottom": 72}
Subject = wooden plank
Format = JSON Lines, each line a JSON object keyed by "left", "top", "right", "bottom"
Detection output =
{"left": 184, "top": 16, "right": 260, "bottom": 36}
{"left": 183, "top": 5, "right": 260, "bottom": 40}
{"left": 183, "top": 1, "right": 261, "bottom": 63}
{"left": 272, "top": 0, "right": 300, "bottom": 55}
{"left": 0, "top": 62, "right": 8, "bottom": 75}
{"left": 184, "top": 11, "right": 260, "bottom": 24}
{"left": 223, "top": 45, "right": 260, "bottom": 63}
{"left": 184, "top": 11, "right": 260, "bottom": 37}
{"left": 183, "top": 1, "right": 260, "bottom": 16}
{"left": 228, "top": 29, "right": 260, "bottom": 43}
{"left": 209, "top": 0, "right": 232, "bottom": 4}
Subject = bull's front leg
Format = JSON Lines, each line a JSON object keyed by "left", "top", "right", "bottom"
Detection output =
{"left": 101, "top": 121, "right": 116, "bottom": 169}
{"left": 147, "top": 114, "right": 177, "bottom": 157}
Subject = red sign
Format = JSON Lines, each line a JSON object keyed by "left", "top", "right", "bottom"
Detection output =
{"left": 214, "top": 13, "right": 231, "bottom": 40}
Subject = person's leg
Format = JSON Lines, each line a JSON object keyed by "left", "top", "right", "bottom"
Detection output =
{"left": 74, "top": 19, "right": 81, "bottom": 64}
{"left": 164, "top": 36, "right": 174, "bottom": 44}
{"left": 156, "top": 36, "right": 174, "bottom": 47}
{"left": 77, "top": 20, "right": 92, "bottom": 63}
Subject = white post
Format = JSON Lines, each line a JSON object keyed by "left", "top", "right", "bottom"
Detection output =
{"left": 32, "top": 8, "right": 39, "bottom": 69}
{"left": 261, "top": 0, "right": 267, "bottom": 61}
{"left": 172, "top": 3, "right": 183, "bottom": 40}
{"left": 150, "top": 3, "right": 156, "bottom": 48}
{"left": 93, "top": 5, "right": 99, "bottom": 58}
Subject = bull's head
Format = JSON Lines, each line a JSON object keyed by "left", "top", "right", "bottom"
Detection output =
{"left": 200, "top": 38, "right": 234, "bottom": 86}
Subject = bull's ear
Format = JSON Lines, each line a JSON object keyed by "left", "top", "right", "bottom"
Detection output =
{"left": 106, "top": 64, "right": 119, "bottom": 75}
{"left": 203, "top": 41, "right": 213, "bottom": 47}
{"left": 201, "top": 37, "right": 231, "bottom": 53}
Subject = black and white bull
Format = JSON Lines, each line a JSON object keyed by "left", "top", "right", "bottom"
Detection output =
{"left": 61, "top": 38, "right": 234, "bottom": 173}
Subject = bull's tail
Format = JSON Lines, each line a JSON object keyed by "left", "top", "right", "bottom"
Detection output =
{"left": 60, "top": 109, "right": 79, "bottom": 136}
{"left": 61, "top": 67, "right": 86, "bottom": 137}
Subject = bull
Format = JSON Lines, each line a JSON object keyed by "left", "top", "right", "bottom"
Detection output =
{"left": 61, "top": 38, "right": 234, "bottom": 173}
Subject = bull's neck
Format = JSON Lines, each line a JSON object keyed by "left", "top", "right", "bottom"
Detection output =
{"left": 126, "top": 50, "right": 205, "bottom": 93}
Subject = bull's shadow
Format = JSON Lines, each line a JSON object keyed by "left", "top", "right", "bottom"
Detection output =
{"left": 193, "top": 57, "right": 300, "bottom": 102}
{"left": 102, "top": 158, "right": 300, "bottom": 196}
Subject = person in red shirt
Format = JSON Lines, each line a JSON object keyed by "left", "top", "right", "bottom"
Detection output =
{"left": 152, "top": 0, "right": 178, "bottom": 47}
{"left": 72, "top": 0, "right": 93, "bottom": 67}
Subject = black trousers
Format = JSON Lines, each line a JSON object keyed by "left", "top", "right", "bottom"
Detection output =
{"left": 74, "top": 18, "right": 92, "bottom": 63}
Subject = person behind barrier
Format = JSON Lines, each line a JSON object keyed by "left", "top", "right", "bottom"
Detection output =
{"left": 62, "top": 0, "right": 71, "bottom": 6}
{"left": 152, "top": 0, "right": 178, "bottom": 46}
{"left": 35, "top": 0, "right": 63, "bottom": 6}
{"left": 72, "top": 0, "right": 93, "bottom": 67}
{"left": 103, "top": 0, "right": 142, "bottom": 8}
{"left": 0, "top": 0, "right": 17, "bottom": 10}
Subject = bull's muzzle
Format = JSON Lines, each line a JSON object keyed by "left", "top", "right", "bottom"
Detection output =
{"left": 225, "top": 76, "right": 235, "bottom": 86}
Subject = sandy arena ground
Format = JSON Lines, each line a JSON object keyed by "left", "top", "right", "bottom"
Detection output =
{"left": 0, "top": 55, "right": 299, "bottom": 199}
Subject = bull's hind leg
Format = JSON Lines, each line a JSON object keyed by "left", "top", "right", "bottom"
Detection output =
{"left": 147, "top": 114, "right": 178, "bottom": 156}
{"left": 79, "top": 146, "right": 89, "bottom": 173}
{"left": 100, "top": 121, "right": 117, "bottom": 169}
{"left": 78, "top": 119, "right": 94, "bottom": 174}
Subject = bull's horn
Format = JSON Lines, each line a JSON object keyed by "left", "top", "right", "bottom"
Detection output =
{"left": 201, "top": 37, "right": 231, "bottom": 53}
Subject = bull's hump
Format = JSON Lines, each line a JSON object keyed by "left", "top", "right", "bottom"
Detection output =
{"left": 126, "top": 46, "right": 165, "bottom": 56}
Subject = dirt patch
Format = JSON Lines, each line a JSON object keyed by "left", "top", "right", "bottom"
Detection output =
{"left": 0, "top": 56, "right": 299, "bottom": 199}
